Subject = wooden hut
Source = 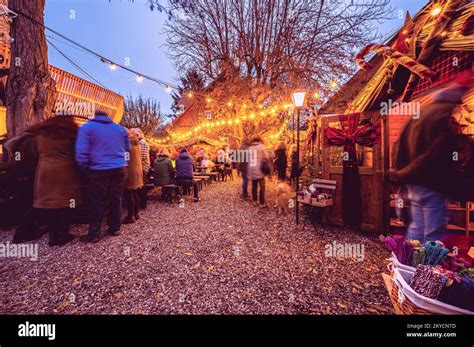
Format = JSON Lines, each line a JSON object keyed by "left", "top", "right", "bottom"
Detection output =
{"left": 314, "top": 0, "right": 474, "bottom": 234}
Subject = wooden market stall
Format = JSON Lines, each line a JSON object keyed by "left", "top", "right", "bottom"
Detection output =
{"left": 311, "top": 0, "right": 474, "bottom": 234}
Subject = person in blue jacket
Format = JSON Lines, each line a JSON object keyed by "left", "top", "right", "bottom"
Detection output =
{"left": 175, "top": 148, "right": 200, "bottom": 202}
{"left": 75, "top": 110, "right": 130, "bottom": 242}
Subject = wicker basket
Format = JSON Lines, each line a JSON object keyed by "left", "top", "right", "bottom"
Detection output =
{"left": 384, "top": 268, "right": 474, "bottom": 315}
{"left": 384, "top": 273, "right": 432, "bottom": 315}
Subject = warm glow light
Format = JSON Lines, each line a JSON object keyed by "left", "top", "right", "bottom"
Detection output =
{"left": 330, "top": 81, "right": 338, "bottom": 89}
{"left": 250, "top": 113, "right": 255, "bottom": 119}
{"left": 187, "top": 92, "right": 194, "bottom": 98}
{"left": 431, "top": 5, "right": 442, "bottom": 16}
{"left": 136, "top": 75, "right": 144, "bottom": 83}
{"left": 109, "top": 63, "right": 117, "bottom": 71}
{"left": 314, "top": 92, "right": 320, "bottom": 99}
{"left": 292, "top": 91, "right": 306, "bottom": 107}
{"left": 227, "top": 101, "right": 233, "bottom": 107}
{"left": 206, "top": 98, "right": 212, "bottom": 103}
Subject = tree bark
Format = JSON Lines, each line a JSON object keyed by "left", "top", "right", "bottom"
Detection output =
{"left": 6, "top": 0, "right": 56, "bottom": 137}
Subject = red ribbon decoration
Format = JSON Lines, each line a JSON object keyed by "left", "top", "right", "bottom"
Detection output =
{"left": 324, "top": 113, "right": 380, "bottom": 228}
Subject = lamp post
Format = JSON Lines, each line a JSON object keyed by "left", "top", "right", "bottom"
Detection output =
{"left": 292, "top": 91, "right": 306, "bottom": 225}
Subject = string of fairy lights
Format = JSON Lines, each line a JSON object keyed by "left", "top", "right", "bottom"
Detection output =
{"left": 150, "top": 86, "right": 335, "bottom": 146}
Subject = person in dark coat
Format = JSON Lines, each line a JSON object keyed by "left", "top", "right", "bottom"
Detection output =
{"left": 32, "top": 116, "right": 81, "bottom": 246}
{"left": 4, "top": 129, "right": 44, "bottom": 243}
{"left": 175, "top": 148, "right": 200, "bottom": 202}
{"left": 237, "top": 139, "right": 250, "bottom": 200}
{"left": 392, "top": 72, "right": 474, "bottom": 243}
{"left": 154, "top": 149, "right": 175, "bottom": 201}
{"left": 289, "top": 147, "right": 301, "bottom": 186}
{"left": 274, "top": 141, "right": 288, "bottom": 181}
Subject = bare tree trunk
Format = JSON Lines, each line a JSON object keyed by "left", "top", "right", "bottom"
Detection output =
{"left": 6, "top": 0, "right": 56, "bottom": 137}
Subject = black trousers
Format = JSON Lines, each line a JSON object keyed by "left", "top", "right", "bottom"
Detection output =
{"left": 38, "top": 208, "right": 71, "bottom": 240}
{"left": 176, "top": 177, "right": 199, "bottom": 199}
{"left": 87, "top": 168, "right": 127, "bottom": 236}
{"left": 252, "top": 178, "right": 265, "bottom": 204}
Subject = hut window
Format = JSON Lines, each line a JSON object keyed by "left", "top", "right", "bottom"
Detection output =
{"left": 329, "top": 145, "right": 373, "bottom": 168}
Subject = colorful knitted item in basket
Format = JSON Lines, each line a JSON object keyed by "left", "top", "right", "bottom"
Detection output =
{"left": 384, "top": 235, "right": 414, "bottom": 265}
{"left": 410, "top": 265, "right": 445, "bottom": 299}
{"left": 459, "top": 268, "right": 474, "bottom": 279}
{"left": 412, "top": 247, "right": 426, "bottom": 267}
{"left": 424, "top": 241, "right": 449, "bottom": 266}
{"left": 440, "top": 255, "right": 470, "bottom": 273}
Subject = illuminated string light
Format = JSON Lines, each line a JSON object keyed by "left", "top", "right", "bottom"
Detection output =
{"left": 431, "top": 5, "right": 442, "bottom": 16}
{"left": 136, "top": 75, "right": 144, "bottom": 83}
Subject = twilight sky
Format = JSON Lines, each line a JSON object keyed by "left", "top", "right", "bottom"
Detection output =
{"left": 44, "top": 0, "right": 428, "bottom": 116}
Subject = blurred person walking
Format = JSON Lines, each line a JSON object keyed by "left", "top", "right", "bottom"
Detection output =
{"left": 237, "top": 138, "right": 250, "bottom": 200}
{"left": 274, "top": 141, "right": 288, "bottom": 182}
{"left": 248, "top": 135, "right": 270, "bottom": 207}
{"left": 76, "top": 110, "right": 129, "bottom": 243}
{"left": 392, "top": 72, "right": 474, "bottom": 243}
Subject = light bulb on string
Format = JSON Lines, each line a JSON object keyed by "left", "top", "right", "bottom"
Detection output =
{"left": 431, "top": 5, "right": 442, "bottom": 16}
{"left": 165, "top": 85, "right": 173, "bottom": 93}
{"left": 109, "top": 63, "right": 117, "bottom": 71}
{"left": 136, "top": 75, "right": 144, "bottom": 83}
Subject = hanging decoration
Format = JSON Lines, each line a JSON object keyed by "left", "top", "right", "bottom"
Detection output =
{"left": 355, "top": 43, "right": 437, "bottom": 80}
{"left": 324, "top": 113, "right": 380, "bottom": 228}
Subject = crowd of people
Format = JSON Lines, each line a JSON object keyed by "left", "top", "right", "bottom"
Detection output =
{"left": 3, "top": 111, "right": 213, "bottom": 246}
{"left": 2, "top": 109, "right": 301, "bottom": 248}
{"left": 1, "top": 107, "right": 304, "bottom": 248}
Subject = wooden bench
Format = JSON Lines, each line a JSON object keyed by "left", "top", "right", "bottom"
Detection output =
{"left": 160, "top": 184, "right": 181, "bottom": 203}
{"left": 194, "top": 175, "right": 211, "bottom": 185}
{"left": 298, "top": 179, "right": 336, "bottom": 230}
{"left": 208, "top": 172, "right": 219, "bottom": 182}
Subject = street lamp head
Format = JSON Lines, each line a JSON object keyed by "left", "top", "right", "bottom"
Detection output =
{"left": 292, "top": 91, "right": 306, "bottom": 108}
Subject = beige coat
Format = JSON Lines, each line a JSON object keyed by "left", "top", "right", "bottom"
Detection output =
{"left": 125, "top": 135, "right": 144, "bottom": 189}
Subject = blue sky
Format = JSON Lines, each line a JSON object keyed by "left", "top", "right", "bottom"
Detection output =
{"left": 45, "top": 0, "right": 428, "bottom": 115}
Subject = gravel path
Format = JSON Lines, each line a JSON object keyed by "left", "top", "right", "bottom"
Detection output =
{"left": 0, "top": 177, "right": 393, "bottom": 314}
